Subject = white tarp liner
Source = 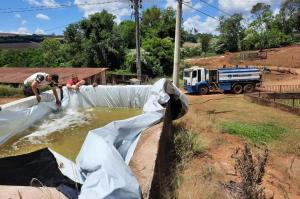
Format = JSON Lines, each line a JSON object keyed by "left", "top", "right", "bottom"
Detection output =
{"left": 0, "top": 79, "right": 188, "bottom": 199}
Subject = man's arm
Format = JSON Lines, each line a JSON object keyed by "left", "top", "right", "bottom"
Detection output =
{"left": 52, "top": 87, "right": 61, "bottom": 106}
{"left": 66, "top": 83, "right": 77, "bottom": 90}
{"left": 76, "top": 79, "right": 86, "bottom": 86}
{"left": 31, "top": 81, "right": 41, "bottom": 102}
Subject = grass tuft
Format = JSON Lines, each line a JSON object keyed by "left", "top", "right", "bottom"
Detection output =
{"left": 160, "top": 122, "right": 205, "bottom": 199}
{"left": 221, "top": 122, "right": 287, "bottom": 143}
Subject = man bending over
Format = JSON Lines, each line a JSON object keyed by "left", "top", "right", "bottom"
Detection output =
{"left": 23, "top": 72, "right": 61, "bottom": 106}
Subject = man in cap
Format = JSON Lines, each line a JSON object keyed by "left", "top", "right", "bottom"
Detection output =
{"left": 23, "top": 72, "right": 61, "bottom": 106}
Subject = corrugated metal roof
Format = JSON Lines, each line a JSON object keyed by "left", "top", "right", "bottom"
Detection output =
{"left": 0, "top": 67, "right": 108, "bottom": 84}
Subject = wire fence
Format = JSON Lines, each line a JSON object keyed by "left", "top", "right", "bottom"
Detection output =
{"left": 250, "top": 84, "right": 300, "bottom": 109}
{"left": 258, "top": 84, "right": 300, "bottom": 93}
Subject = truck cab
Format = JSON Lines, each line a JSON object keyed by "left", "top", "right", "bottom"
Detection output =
{"left": 183, "top": 66, "right": 210, "bottom": 94}
{"left": 184, "top": 66, "right": 261, "bottom": 95}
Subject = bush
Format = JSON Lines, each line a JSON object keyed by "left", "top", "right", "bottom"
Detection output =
{"left": 0, "top": 85, "right": 23, "bottom": 97}
{"left": 181, "top": 46, "right": 202, "bottom": 58}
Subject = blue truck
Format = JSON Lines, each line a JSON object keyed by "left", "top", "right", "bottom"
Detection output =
{"left": 183, "top": 66, "right": 262, "bottom": 94}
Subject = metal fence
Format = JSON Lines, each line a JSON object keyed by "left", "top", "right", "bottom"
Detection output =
{"left": 258, "top": 84, "right": 300, "bottom": 93}
{"left": 240, "top": 51, "right": 267, "bottom": 60}
{"left": 250, "top": 84, "right": 300, "bottom": 109}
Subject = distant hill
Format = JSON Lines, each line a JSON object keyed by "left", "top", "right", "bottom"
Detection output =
{"left": 0, "top": 33, "right": 64, "bottom": 49}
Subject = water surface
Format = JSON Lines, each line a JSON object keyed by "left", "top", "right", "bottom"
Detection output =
{"left": 0, "top": 107, "right": 142, "bottom": 160}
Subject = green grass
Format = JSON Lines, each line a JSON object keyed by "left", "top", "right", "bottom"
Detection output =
{"left": 221, "top": 122, "right": 287, "bottom": 143}
{"left": 0, "top": 85, "right": 23, "bottom": 97}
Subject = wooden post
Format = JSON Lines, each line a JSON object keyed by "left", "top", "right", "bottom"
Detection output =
{"left": 172, "top": 0, "right": 182, "bottom": 87}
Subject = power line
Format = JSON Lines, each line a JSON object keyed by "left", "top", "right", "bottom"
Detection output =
{"left": 0, "top": 0, "right": 122, "bottom": 14}
{"left": 44, "top": 7, "right": 129, "bottom": 32}
{"left": 198, "top": 0, "right": 231, "bottom": 17}
{"left": 182, "top": 2, "right": 220, "bottom": 21}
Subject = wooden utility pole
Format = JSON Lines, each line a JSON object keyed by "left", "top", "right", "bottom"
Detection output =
{"left": 134, "top": 0, "right": 142, "bottom": 81}
{"left": 173, "top": 0, "right": 182, "bottom": 87}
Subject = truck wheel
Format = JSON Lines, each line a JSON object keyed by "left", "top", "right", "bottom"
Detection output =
{"left": 199, "top": 86, "right": 209, "bottom": 95}
{"left": 232, "top": 84, "right": 243, "bottom": 94}
{"left": 243, "top": 84, "right": 254, "bottom": 93}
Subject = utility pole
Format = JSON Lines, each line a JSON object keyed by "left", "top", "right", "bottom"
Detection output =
{"left": 133, "top": 0, "right": 142, "bottom": 81}
{"left": 173, "top": 0, "right": 182, "bottom": 87}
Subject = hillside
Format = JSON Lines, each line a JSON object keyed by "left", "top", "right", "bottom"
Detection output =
{"left": 186, "top": 45, "right": 300, "bottom": 69}
{"left": 0, "top": 33, "right": 63, "bottom": 49}
{"left": 185, "top": 45, "right": 300, "bottom": 85}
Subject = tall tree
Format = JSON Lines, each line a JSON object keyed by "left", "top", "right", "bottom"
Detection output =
{"left": 118, "top": 20, "right": 136, "bottom": 49}
{"left": 64, "top": 10, "right": 124, "bottom": 68}
{"left": 249, "top": 3, "right": 273, "bottom": 50}
{"left": 218, "top": 13, "right": 244, "bottom": 52}
{"left": 199, "top": 34, "right": 212, "bottom": 54}
{"left": 141, "top": 7, "right": 176, "bottom": 39}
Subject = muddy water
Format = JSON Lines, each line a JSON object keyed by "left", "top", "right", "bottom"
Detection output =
{"left": 0, "top": 107, "right": 142, "bottom": 160}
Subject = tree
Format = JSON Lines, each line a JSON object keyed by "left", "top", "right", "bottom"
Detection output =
{"left": 218, "top": 14, "right": 244, "bottom": 52}
{"left": 199, "top": 34, "right": 212, "bottom": 54}
{"left": 275, "top": 0, "right": 300, "bottom": 36}
{"left": 118, "top": 20, "right": 136, "bottom": 49}
{"left": 39, "top": 38, "right": 63, "bottom": 66}
{"left": 141, "top": 7, "right": 176, "bottom": 39}
{"left": 142, "top": 37, "right": 174, "bottom": 76}
{"left": 64, "top": 10, "right": 124, "bottom": 68}
{"left": 249, "top": 3, "right": 273, "bottom": 50}
{"left": 141, "top": 7, "right": 162, "bottom": 38}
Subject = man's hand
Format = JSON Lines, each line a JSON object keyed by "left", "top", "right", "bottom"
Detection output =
{"left": 56, "top": 100, "right": 61, "bottom": 107}
{"left": 36, "top": 95, "right": 41, "bottom": 103}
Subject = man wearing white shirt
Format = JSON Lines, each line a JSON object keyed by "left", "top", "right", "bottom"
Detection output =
{"left": 23, "top": 72, "right": 61, "bottom": 106}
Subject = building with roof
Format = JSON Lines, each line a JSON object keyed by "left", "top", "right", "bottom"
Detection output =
{"left": 0, "top": 67, "right": 108, "bottom": 87}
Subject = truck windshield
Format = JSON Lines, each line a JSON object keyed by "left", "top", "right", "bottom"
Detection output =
{"left": 184, "top": 71, "right": 190, "bottom": 77}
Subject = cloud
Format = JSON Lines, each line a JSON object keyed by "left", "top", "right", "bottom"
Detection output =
{"left": 25, "top": 0, "right": 60, "bottom": 7}
{"left": 35, "top": 28, "right": 46, "bottom": 34}
{"left": 218, "top": 0, "right": 282, "bottom": 15}
{"left": 183, "top": 15, "right": 219, "bottom": 35}
{"left": 15, "top": 14, "right": 21, "bottom": 18}
{"left": 74, "top": 0, "right": 130, "bottom": 23}
{"left": 14, "top": 13, "right": 27, "bottom": 25}
{"left": 36, "top": 13, "right": 50, "bottom": 20}
{"left": 16, "top": 27, "right": 31, "bottom": 34}
{"left": 273, "top": 8, "right": 280, "bottom": 16}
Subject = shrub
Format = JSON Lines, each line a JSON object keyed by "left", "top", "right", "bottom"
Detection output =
{"left": 0, "top": 85, "right": 23, "bottom": 97}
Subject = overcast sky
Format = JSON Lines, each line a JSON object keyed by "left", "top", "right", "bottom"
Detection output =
{"left": 0, "top": 0, "right": 282, "bottom": 35}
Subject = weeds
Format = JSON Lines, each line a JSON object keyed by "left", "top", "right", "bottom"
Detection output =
{"left": 202, "top": 165, "right": 216, "bottom": 179}
{"left": 161, "top": 122, "right": 205, "bottom": 199}
{"left": 221, "top": 122, "right": 287, "bottom": 143}
{"left": 224, "top": 144, "right": 269, "bottom": 199}
{"left": 0, "top": 85, "right": 23, "bottom": 97}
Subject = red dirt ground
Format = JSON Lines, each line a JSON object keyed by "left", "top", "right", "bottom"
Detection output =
{"left": 177, "top": 94, "right": 300, "bottom": 199}
{"left": 0, "top": 97, "right": 22, "bottom": 105}
{"left": 186, "top": 45, "right": 300, "bottom": 85}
